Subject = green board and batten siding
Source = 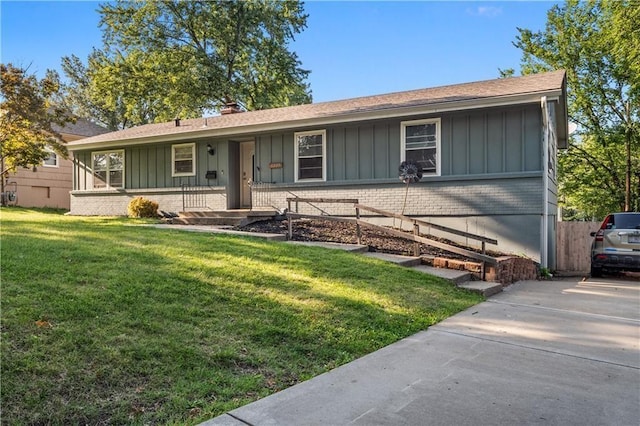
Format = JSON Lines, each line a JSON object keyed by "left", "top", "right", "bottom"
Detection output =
{"left": 253, "top": 124, "right": 400, "bottom": 184}
{"left": 253, "top": 104, "right": 542, "bottom": 183}
{"left": 72, "top": 103, "right": 543, "bottom": 190}
{"left": 443, "top": 107, "right": 542, "bottom": 177}
{"left": 73, "top": 141, "right": 227, "bottom": 191}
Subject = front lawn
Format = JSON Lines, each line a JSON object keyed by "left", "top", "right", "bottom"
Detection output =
{"left": 0, "top": 208, "right": 482, "bottom": 425}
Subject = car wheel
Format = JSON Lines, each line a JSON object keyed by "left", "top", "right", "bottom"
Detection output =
{"left": 590, "top": 265, "right": 603, "bottom": 278}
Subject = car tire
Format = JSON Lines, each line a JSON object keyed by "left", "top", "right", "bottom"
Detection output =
{"left": 590, "top": 265, "right": 603, "bottom": 278}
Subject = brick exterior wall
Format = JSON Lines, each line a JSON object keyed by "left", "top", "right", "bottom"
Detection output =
{"left": 264, "top": 177, "right": 542, "bottom": 217}
{"left": 71, "top": 176, "right": 542, "bottom": 216}
{"left": 70, "top": 188, "right": 227, "bottom": 216}
{"left": 70, "top": 175, "right": 543, "bottom": 261}
{"left": 429, "top": 256, "right": 538, "bottom": 284}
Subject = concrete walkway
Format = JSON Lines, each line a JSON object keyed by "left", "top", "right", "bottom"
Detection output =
{"left": 201, "top": 277, "right": 640, "bottom": 426}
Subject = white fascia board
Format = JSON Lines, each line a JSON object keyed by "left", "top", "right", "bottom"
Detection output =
{"left": 68, "top": 90, "right": 561, "bottom": 152}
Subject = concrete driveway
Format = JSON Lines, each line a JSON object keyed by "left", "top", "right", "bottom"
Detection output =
{"left": 201, "top": 277, "right": 640, "bottom": 426}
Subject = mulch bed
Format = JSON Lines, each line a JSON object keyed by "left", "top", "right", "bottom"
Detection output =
{"left": 236, "top": 218, "right": 507, "bottom": 261}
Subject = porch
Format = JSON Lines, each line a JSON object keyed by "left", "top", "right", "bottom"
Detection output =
{"left": 173, "top": 182, "right": 278, "bottom": 226}
{"left": 164, "top": 209, "right": 278, "bottom": 227}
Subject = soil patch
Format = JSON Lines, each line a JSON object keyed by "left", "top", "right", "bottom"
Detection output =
{"left": 236, "top": 218, "right": 507, "bottom": 261}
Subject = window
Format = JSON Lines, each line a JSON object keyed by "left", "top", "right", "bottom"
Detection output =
{"left": 43, "top": 147, "right": 58, "bottom": 167}
{"left": 172, "top": 143, "right": 196, "bottom": 177}
{"left": 401, "top": 118, "right": 441, "bottom": 175}
{"left": 295, "top": 130, "right": 326, "bottom": 181}
{"left": 92, "top": 150, "right": 124, "bottom": 189}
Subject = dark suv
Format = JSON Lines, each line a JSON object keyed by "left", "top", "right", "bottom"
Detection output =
{"left": 590, "top": 212, "right": 640, "bottom": 277}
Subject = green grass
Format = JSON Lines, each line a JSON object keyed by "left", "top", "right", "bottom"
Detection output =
{"left": 0, "top": 207, "right": 482, "bottom": 425}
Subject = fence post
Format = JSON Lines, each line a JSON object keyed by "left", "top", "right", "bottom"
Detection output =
{"left": 288, "top": 214, "right": 293, "bottom": 240}
{"left": 356, "top": 206, "right": 361, "bottom": 245}
{"left": 181, "top": 184, "right": 186, "bottom": 212}
{"left": 413, "top": 222, "right": 420, "bottom": 257}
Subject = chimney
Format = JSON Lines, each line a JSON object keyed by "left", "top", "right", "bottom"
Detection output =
{"left": 221, "top": 101, "right": 242, "bottom": 115}
{"left": 174, "top": 117, "right": 181, "bottom": 127}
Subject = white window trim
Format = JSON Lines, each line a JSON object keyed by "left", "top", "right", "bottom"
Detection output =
{"left": 91, "top": 149, "right": 125, "bottom": 189}
{"left": 400, "top": 118, "right": 441, "bottom": 176}
{"left": 42, "top": 147, "right": 59, "bottom": 168}
{"left": 171, "top": 143, "right": 196, "bottom": 177}
{"left": 294, "top": 129, "right": 327, "bottom": 182}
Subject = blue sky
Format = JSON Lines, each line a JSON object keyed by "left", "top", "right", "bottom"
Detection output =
{"left": 1, "top": 0, "right": 558, "bottom": 103}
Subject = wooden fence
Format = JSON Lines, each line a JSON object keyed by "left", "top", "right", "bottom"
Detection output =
{"left": 556, "top": 221, "right": 599, "bottom": 274}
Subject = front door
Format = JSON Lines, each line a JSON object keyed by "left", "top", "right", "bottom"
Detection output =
{"left": 240, "top": 141, "right": 255, "bottom": 208}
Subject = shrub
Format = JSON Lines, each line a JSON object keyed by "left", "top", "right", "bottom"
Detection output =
{"left": 127, "top": 197, "right": 159, "bottom": 218}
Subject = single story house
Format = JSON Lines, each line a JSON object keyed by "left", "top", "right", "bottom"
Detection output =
{"left": 67, "top": 70, "right": 567, "bottom": 269}
{"left": 6, "top": 118, "right": 108, "bottom": 209}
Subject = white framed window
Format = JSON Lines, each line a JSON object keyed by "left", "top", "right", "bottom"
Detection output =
{"left": 401, "top": 118, "right": 441, "bottom": 175}
{"left": 172, "top": 143, "right": 196, "bottom": 177}
{"left": 92, "top": 150, "right": 124, "bottom": 189}
{"left": 294, "top": 130, "right": 326, "bottom": 182}
{"left": 42, "top": 147, "right": 58, "bottom": 167}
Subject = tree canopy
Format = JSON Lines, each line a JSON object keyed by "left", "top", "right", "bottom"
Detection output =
{"left": 514, "top": 0, "right": 639, "bottom": 218}
{"left": 62, "top": 0, "right": 312, "bottom": 130}
{"left": 0, "top": 63, "right": 71, "bottom": 177}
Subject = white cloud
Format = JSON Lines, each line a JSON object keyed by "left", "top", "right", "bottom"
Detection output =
{"left": 466, "top": 5, "right": 503, "bottom": 18}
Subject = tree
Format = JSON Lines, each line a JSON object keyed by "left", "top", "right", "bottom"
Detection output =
{"left": 558, "top": 133, "right": 631, "bottom": 220}
{"left": 0, "top": 64, "right": 71, "bottom": 205}
{"left": 514, "top": 0, "right": 639, "bottom": 217}
{"left": 61, "top": 53, "right": 127, "bottom": 131}
{"left": 62, "top": 48, "right": 202, "bottom": 130}
{"left": 62, "top": 0, "right": 312, "bottom": 129}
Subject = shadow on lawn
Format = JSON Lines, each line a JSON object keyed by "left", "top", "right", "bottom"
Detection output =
{"left": 1, "top": 213, "right": 481, "bottom": 425}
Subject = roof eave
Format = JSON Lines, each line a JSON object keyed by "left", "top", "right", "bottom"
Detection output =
{"left": 68, "top": 89, "right": 563, "bottom": 152}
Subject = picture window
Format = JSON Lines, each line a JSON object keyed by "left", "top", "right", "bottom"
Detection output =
{"left": 92, "top": 150, "right": 124, "bottom": 189}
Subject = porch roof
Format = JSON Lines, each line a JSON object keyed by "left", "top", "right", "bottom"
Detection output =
{"left": 68, "top": 70, "right": 567, "bottom": 150}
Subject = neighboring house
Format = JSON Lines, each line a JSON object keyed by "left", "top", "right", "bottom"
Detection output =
{"left": 8, "top": 118, "right": 108, "bottom": 209}
{"left": 67, "top": 71, "right": 567, "bottom": 268}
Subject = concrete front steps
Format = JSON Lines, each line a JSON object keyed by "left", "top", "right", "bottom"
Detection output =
{"left": 359, "top": 252, "right": 503, "bottom": 297}
{"left": 170, "top": 209, "right": 277, "bottom": 226}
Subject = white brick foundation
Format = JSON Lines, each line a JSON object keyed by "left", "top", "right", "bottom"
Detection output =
{"left": 69, "top": 176, "right": 543, "bottom": 261}
{"left": 70, "top": 187, "right": 227, "bottom": 216}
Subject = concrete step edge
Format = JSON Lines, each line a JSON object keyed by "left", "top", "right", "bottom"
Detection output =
{"left": 173, "top": 217, "right": 243, "bottom": 226}
{"left": 285, "top": 241, "right": 369, "bottom": 253}
{"left": 362, "top": 252, "right": 422, "bottom": 267}
{"left": 457, "top": 281, "right": 503, "bottom": 297}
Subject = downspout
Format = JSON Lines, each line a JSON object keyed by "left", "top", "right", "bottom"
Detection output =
{"left": 540, "top": 96, "right": 549, "bottom": 269}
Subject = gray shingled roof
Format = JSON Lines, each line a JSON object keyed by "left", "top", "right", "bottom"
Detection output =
{"left": 54, "top": 117, "right": 109, "bottom": 137}
{"left": 68, "top": 70, "right": 566, "bottom": 148}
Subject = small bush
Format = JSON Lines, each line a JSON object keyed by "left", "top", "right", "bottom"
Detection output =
{"left": 127, "top": 197, "right": 159, "bottom": 218}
